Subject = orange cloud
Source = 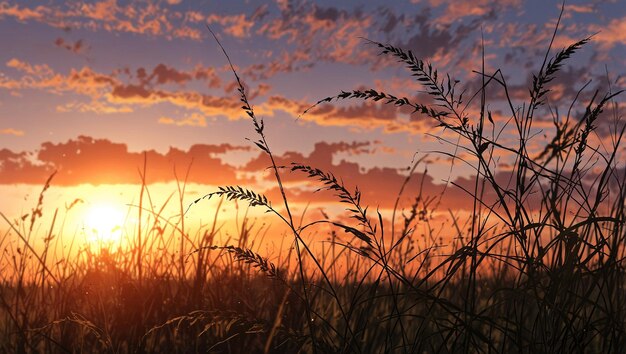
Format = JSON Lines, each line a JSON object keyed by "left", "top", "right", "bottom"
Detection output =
{"left": 427, "top": 0, "right": 522, "bottom": 23}
{"left": 0, "top": 2, "right": 44, "bottom": 22}
{"left": 564, "top": 4, "right": 595, "bottom": 14}
{"left": 591, "top": 16, "right": 626, "bottom": 50}
{"left": 158, "top": 113, "right": 207, "bottom": 127}
{"left": 0, "top": 136, "right": 252, "bottom": 186}
{"left": 56, "top": 101, "right": 133, "bottom": 114}
{"left": 0, "top": 136, "right": 467, "bottom": 211}
{"left": 1, "top": 59, "right": 229, "bottom": 116}
{"left": 0, "top": 128, "right": 24, "bottom": 136}
{"left": 3, "top": 57, "right": 435, "bottom": 132}
{"left": 206, "top": 13, "right": 255, "bottom": 39}
{"left": 0, "top": 134, "right": 607, "bottom": 215}
{"left": 264, "top": 94, "right": 437, "bottom": 134}
{"left": 0, "top": 148, "right": 51, "bottom": 184}
{"left": 0, "top": 1, "right": 202, "bottom": 40}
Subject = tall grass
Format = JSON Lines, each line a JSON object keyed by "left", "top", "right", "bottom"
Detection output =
{"left": 0, "top": 5, "right": 624, "bottom": 353}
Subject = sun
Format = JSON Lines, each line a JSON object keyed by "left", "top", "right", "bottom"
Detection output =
{"left": 83, "top": 202, "right": 127, "bottom": 243}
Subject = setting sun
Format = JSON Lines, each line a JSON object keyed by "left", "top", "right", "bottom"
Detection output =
{"left": 82, "top": 202, "right": 127, "bottom": 243}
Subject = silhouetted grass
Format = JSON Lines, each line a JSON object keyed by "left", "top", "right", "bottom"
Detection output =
{"left": 0, "top": 4, "right": 625, "bottom": 353}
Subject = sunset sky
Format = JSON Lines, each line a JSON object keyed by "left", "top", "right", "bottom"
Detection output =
{"left": 0, "top": 0, "right": 624, "bottom": 239}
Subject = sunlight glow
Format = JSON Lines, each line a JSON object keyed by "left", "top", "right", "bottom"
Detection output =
{"left": 83, "top": 203, "right": 127, "bottom": 244}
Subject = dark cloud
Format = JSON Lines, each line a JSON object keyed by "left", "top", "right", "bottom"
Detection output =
{"left": 0, "top": 149, "right": 50, "bottom": 184}
{"left": 111, "top": 84, "right": 152, "bottom": 99}
{"left": 243, "top": 140, "right": 493, "bottom": 210}
{"left": 54, "top": 38, "right": 88, "bottom": 55}
{"left": 148, "top": 64, "right": 193, "bottom": 85}
{"left": 400, "top": 22, "right": 454, "bottom": 59}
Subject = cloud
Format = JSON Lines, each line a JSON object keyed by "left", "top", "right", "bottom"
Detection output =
{"left": 2, "top": 57, "right": 439, "bottom": 133}
{"left": 2, "top": 59, "right": 115, "bottom": 98}
{"left": 206, "top": 13, "right": 255, "bottom": 39}
{"left": 241, "top": 140, "right": 492, "bottom": 210}
{"left": 0, "top": 136, "right": 251, "bottom": 186}
{"left": 0, "top": 136, "right": 457, "bottom": 210}
{"left": 0, "top": 128, "right": 24, "bottom": 136}
{"left": 265, "top": 93, "right": 440, "bottom": 134}
{"left": 0, "top": 134, "right": 610, "bottom": 215}
{"left": 242, "top": 50, "right": 314, "bottom": 80}
{"left": 0, "top": 59, "right": 227, "bottom": 116}
{"left": 192, "top": 65, "right": 222, "bottom": 88}
{"left": 145, "top": 64, "right": 192, "bottom": 85}
{"left": 247, "top": 1, "right": 518, "bottom": 76}
{"left": 56, "top": 101, "right": 133, "bottom": 114}
{"left": 591, "top": 16, "right": 626, "bottom": 50}
{"left": 54, "top": 38, "right": 89, "bottom": 55}
{"left": 243, "top": 141, "right": 374, "bottom": 172}
{"left": 256, "top": 3, "right": 374, "bottom": 67}
{"left": 0, "top": 0, "right": 201, "bottom": 40}
{"left": 564, "top": 4, "right": 596, "bottom": 14}
{"left": 1, "top": 2, "right": 621, "bottom": 141}
{"left": 158, "top": 113, "right": 207, "bottom": 127}
{"left": 0, "top": 148, "right": 51, "bottom": 184}
{"left": 6, "top": 58, "right": 52, "bottom": 76}
{"left": 0, "top": 2, "right": 44, "bottom": 22}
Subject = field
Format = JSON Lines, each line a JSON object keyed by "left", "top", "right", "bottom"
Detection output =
{"left": 1, "top": 9, "right": 625, "bottom": 354}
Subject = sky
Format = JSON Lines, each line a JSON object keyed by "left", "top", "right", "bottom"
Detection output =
{"left": 0, "top": 0, "right": 625, "bottom": 241}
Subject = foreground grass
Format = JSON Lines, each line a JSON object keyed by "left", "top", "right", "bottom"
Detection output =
{"left": 1, "top": 6, "right": 626, "bottom": 353}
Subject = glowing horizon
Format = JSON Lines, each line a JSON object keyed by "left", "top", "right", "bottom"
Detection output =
{"left": 0, "top": 0, "right": 624, "bottom": 249}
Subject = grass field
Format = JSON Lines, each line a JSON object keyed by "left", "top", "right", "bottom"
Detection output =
{"left": 1, "top": 8, "right": 625, "bottom": 353}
